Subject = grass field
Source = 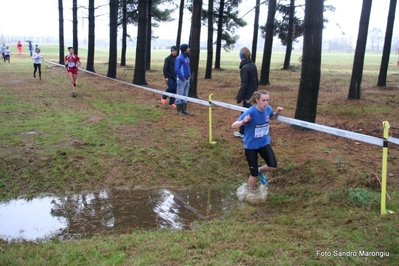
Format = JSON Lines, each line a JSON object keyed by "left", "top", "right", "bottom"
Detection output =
{"left": 0, "top": 46, "right": 398, "bottom": 265}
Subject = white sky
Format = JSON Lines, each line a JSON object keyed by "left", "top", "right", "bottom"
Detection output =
{"left": 0, "top": 0, "right": 397, "bottom": 47}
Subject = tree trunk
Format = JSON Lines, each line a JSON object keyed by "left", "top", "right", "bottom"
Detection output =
{"left": 251, "top": 0, "right": 260, "bottom": 63}
{"left": 58, "top": 0, "right": 65, "bottom": 65}
{"left": 107, "top": 0, "right": 119, "bottom": 78}
{"left": 86, "top": 0, "right": 96, "bottom": 72}
{"left": 377, "top": 0, "right": 397, "bottom": 87}
{"left": 133, "top": 0, "right": 148, "bottom": 85}
{"left": 294, "top": 0, "right": 323, "bottom": 123}
{"left": 283, "top": 0, "right": 295, "bottom": 70}
{"left": 120, "top": 0, "right": 127, "bottom": 66}
{"left": 348, "top": 0, "right": 373, "bottom": 99}
{"left": 189, "top": 0, "right": 202, "bottom": 98}
{"left": 204, "top": 0, "right": 214, "bottom": 79}
{"left": 72, "top": 0, "right": 78, "bottom": 55}
{"left": 214, "top": 0, "right": 224, "bottom": 69}
{"left": 146, "top": 0, "right": 152, "bottom": 70}
{"left": 259, "top": 0, "right": 276, "bottom": 85}
{"left": 176, "top": 0, "right": 185, "bottom": 54}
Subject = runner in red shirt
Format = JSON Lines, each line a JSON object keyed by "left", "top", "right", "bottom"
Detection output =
{"left": 16, "top": 41, "right": 23, "bottom": 55}
{"left": 64, "top": 47, "right": 81, "bottom": 97}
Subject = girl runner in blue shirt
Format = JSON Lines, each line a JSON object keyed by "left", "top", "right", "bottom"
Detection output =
{"left": 231, "top": 90, "right": 283, "bottom": 192}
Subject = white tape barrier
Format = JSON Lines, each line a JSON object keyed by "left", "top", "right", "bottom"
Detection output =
{"left": 202, "top": 100, "right": 399, "bottom": 147}
{"left": 276, "top": 116, "right": 385, "bottom": 146}
{"left": 389, "top": 136, "right": 399, "bottom": 145}
{"left": 46, "top": 60, "right": 399, "bottom": 147}
{"left": 45, "top": 60, "right": 210, "bottom": 106}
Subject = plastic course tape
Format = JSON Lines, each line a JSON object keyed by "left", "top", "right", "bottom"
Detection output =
{"left": 46, "top": 60, "right": 399, "bottom": 147}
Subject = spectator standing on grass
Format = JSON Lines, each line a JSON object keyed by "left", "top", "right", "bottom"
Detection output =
{"left": 1, "top": 43, "right": 7, "bottom": 59}
{"left": 174, "top": 43, "right": 193, "bottom": 116}
{"left": 17, "top": 41, "right": 23, "bottom": 55}
{"left": 3, "top": 46, "right": 11, "bottom": 64}
{"left": 64, "top": 47, "right": 81, "bottom": 97}
{"left": 231, "top": 90, "right": 283, "bottom": 192}
{"left": 234, "top": 47, "right": 259, "bottom": 139}
{"left": 28, "top": 42, "right": 34, "bottom": 56}
{"left": 161, "top": 46, "right": 178, "bottom": 108}
{"left": 32, "top": 47, "right": 43, "bottom": 79}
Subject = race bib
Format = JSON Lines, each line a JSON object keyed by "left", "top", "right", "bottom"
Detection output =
{"left": 68, "top": 61, "right": 75, "bottom": 67}
{"left": 254, "top": 123, "right": 269, "bottom": 138}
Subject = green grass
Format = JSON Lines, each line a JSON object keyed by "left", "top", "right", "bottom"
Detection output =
{"left": 0, "top": 47, "right": 398, "bottom": 265}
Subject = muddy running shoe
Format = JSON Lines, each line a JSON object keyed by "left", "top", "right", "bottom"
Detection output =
{"left": 258, "top": 172, "right": 267, "bottom": 185}
{"left": 161, "top": 97, "right": 167, "bottom": 105}
{"left": 72, "top": 92, "right": 76, "bottom": 97}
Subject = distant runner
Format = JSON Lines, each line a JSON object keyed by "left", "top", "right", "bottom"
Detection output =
{"left": 64, "top": 47, "right": 81, "bottom": 97}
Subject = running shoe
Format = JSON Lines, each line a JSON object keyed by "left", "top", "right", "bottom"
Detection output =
{"left": 234, "top": 132, "right": 244, "bottom": 138}
{"left": 170, "top": 103, "right": 177, "bottom": 108}
{"left": 72, "top": 92, "right": 76, "bottom": 97}
{"left": 258, "top": 172, "right": 267, "bottom": 185}
{"left": 161, "top": 97, "right": 167, "bottom": 105}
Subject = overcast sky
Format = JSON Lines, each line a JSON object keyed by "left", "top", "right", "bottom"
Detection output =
{"left": 0, "top": 0, "right": 397, "bottom": 47}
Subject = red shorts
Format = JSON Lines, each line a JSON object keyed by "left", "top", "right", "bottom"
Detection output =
{"left": 67, "top": 67, "right": 78, "bottom": 74}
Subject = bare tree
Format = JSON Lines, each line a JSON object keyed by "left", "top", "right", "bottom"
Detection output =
{"left": 107, "top": 0, "right": 119, "bottom": 78}
{"left": 294, "top": 0, "right": 323, "bottom": 123}
{"left": 86, "top": 0, "right": 96, "bottom": 72}
{"left": 283, "top": 0, "right": 295, "bottom": 69}
{"left": 369, "top": 27, "right": 383, "bottom": 51}
{"left": 204, "top": 0, "right": 214, "bottom": 79}
{"left": 176, "top": 0, "right": 185, "bottom": 52}
{"left": 146, "top": 0, "right": 152, "bottom": 70}
{"left": 120, "top": 0, "right": 127, "bottom": 66}
{"left": 214, "top": 0, "right": 225, "bottom": 69}
{"left": 189, "top": 0, "right": 202, "bottom": 98}
{"left": 72, "top": 0, "right": 78, "bottom": 55}
{"left": 251, "top": 0, "right": 260, "bottom": 63}
{"left": 378, "top": 0, "right": 398, "bottom": 87}
{"left": 259, "top": 0, "right": 276, "bottom": 85}
{"left": 348, "top": 0, "right": 373, "bottom": 100}
{"left": 133, "top": 0, "right": 148, "bottom": 85}
{"left": 58, "top": 0, "right": 65, "bottom": 65}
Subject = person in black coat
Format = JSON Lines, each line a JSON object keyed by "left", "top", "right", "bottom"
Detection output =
{"left": 234, "top": 47, "right": 259, "bottom": 138}
{"left": 161, "top": 46, "right": 178, "bottom": 108}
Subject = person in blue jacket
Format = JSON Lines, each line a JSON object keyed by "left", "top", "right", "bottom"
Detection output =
{"left": 231, "top": 90, "right": 283, "bottom": 192}
{"left": 174, "top": 43, "right": 193, "bottom": 116}
{"left": 28, "top": 42, "right": 34, "bottom": 56}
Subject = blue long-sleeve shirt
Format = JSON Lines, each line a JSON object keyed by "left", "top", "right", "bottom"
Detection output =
{"left": 174, "top": 53, "right": 191, "bottom": 80}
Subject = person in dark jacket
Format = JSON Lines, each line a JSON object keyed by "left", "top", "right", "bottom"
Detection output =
{"left": 161, "top": 46, "right": 178, "bottom": 108}
{"left": 234, "top": 47, "right": 259, "bottom": 138}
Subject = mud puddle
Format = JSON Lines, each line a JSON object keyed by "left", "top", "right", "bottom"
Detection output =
{"left": 0, "top": 186, "right": 236, "bottom": 242}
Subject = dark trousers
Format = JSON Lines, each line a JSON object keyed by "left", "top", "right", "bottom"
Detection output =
{"left": 239, "top": 101, "right": 252, "bottom": 134}
{"left": 33, "top": 63, "right": 42, "bottom": 77}
{"left": 245, "top": 145, "right": 277, "bottom": 177}
{"left": 162, "top": 78, "right": 177, "bottom": 105}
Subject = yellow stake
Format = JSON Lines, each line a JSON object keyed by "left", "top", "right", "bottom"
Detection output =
{"left": 208, "top": 94, "right": 217, "bottom": 145}
{"left": 381, "top": 121, "right": 393, "bottom": 215}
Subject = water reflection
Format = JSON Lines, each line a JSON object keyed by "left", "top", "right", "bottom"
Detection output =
{"left": 0, "top": 187, "right": 235, "bottom": 242}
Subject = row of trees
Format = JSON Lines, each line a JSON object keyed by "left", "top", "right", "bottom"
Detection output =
{"left": 57, "top": 0, "right": 397, "bottom": 123}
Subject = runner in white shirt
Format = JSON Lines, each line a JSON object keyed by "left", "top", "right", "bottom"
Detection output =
{"left": 32, "top": 48, "right": 43, "bottom": 79}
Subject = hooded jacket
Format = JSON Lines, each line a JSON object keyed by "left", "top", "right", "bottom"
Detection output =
{"left": 175, "top": 53, "right": 191, "bottom": 80}
{"left": 236, "top": 58, "right": 258, "bottom": 103}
